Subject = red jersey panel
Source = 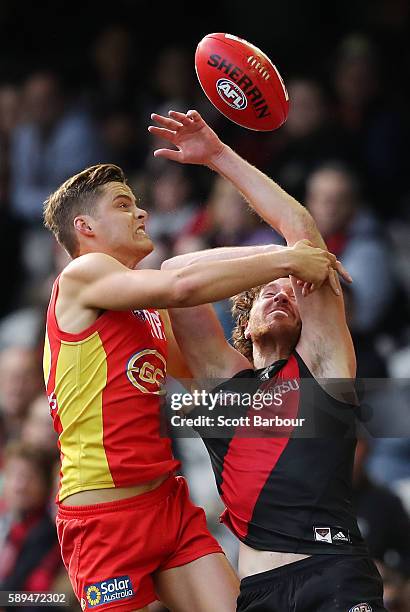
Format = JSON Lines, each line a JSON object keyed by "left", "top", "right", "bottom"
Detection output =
{"left": 43, "top": 276, "right": 179, "bottom": 502}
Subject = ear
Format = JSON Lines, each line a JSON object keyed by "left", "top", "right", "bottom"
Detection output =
{"left": 74, "top": 215, "right": 94, "bottom": 237}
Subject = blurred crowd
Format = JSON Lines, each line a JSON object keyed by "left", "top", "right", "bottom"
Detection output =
{"left": 0, "top": 1, "right": 410, "bottom": 610}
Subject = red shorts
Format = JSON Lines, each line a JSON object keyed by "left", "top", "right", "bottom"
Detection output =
{"left": 56, "top": 476, "right": 222, "bottom": 611}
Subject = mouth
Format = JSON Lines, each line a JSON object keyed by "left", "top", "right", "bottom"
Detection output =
{"left": 268, "top": 308, "right": 291, "bottom": 317}
{"left": 135, "top": 226, "right": 148, "bottom": 237}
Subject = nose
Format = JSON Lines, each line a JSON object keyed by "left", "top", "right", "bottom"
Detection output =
{"left": 273, "top": 291, "right": 290, "bottom": 305}
{"left": 135, "top": 207, "right": 148, "bottom": 222}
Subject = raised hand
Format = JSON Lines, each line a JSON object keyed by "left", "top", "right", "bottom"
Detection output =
{"left": 290, "top": 240, "right": 352, "bottom": 297}
{"left": 148, "top": 110, "right": 225, "bottom": 165}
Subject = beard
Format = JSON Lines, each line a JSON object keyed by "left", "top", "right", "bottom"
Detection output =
{"left": 250, "top": 316, "right": 302, "bottom": 352}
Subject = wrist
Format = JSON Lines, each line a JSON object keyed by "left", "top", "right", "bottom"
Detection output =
{"left": 207, "top": 142, "right": 231, "bottom": 171}
{"left": 272, "top": 248, "right": 294, "bottom": 277}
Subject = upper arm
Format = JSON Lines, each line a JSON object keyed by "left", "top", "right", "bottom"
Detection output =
{"left": 283, "top": 217, "right": 356, "bottom": 378}
{"left": 62, "top": 253, "right": 181, "bottom": 311}
{"left": 293, "top": 278, "right": 356, "bottom": 378}
{"left": 168, "top": 304, "right": 250, "bottom": 380}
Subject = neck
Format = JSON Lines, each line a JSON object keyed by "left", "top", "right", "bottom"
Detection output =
{"left": 252, "top": 337, "right": 293, "bottom": 369}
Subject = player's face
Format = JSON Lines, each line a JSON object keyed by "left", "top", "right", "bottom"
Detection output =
{"left": 91, "top": 182, "right": 153, "bottom": 261}
{"left": 246, "top": 279, "right": 302, "bottom": 343}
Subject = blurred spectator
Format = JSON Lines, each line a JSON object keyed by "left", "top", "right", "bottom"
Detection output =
{"left": 343, "top": 283, "right": 388, "bottom": 378}
{"left": 152, "top": 47, "right": 196, "bottom": 111}
{"left": 186, "top": 175, "right": 280, "bottom": 248}
{"left": 10, "top": 71, "right": 106, "bottom": 223}
{"left": 305, "top": 162, "right": 400, "bottom": 334}
{"left": 261, "top": 78, "right": 354, "bottom": 200}
{"left": 353, "top": 439, "right": 410, "bottom": 576}
{"left": 0, "top": 443, "right": 62, "bottom": 599}
{"left": 377, "top": 561, "right": 410, "bottom": 612}
{"left": 0, "top": 346, "right": 42, "bottom": 446}
{"left": 146, "top": 166, "right": 198, "bottom": 242}
{"left": 21, "top": 395, "right": 58, "bottom": 457}
{"left": 100, "top": 108, "right": 143, "bottom": 176}
{"left": 0, "top": 84, "right": 24, "bottom": 318}
{"left": 88, "top": 26, "right": 136, "bottom": 112}
{"left": 331, "top": 34, "right": 406, "bottom": 210}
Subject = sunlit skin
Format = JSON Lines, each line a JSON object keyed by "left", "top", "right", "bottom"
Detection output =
{"left": 245, "top": 278, "right": 302, "bottom": 366}
{"left": 74, "top": 182, "right": 153, "bottom": 269}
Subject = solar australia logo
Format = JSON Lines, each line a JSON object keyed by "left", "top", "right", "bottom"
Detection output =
{"left": 216, "top": 78, "right": 248, "bottom": 110}
{"left": 84, "top": 576, "right": 134, "bottom": 608}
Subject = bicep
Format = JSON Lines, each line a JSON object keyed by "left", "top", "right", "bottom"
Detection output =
{"left": 168, "top": 304, "right": 250, "bottom": 379}
{"left": 71, "top": 255, "right": 177, "bottom": 311}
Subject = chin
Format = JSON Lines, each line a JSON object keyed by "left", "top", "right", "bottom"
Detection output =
{"left": 137, "top": 238, "right": 154, "bottom": 256}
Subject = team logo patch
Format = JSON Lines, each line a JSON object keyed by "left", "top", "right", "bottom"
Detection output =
{"left": 127, "top": 349, "right": 166, "bottom": 394}
{"left": 84, "top": 576, "right": 134, "bottom": 608}
{"left": 314, "top": 527, "right": 332, "bottom": 543}
{"left": 314, "top": 526, "right": 351, "bottom": 544}
{"left": 216, "top": 78, "right": 248, "bottom": 110}
{"left": 349, "top": 604, "right": 372, "bottom": 612}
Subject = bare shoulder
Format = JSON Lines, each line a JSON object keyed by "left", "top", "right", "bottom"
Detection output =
{"left": 62, "top": 252, "right": 124, "bottom": 283}
{"left": 59, "top": 253, "right": 124, "bottom": 296}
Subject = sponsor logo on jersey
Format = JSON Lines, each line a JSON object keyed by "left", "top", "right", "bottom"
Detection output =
{"left": 127, "top": 349, "right": 166, "bottom": 394}
{"left": 132, "top": 309, "right": 165, "bottom": 340}
{"left": 314, "top": 527, "right": 332, "bottom": 543}
{"left": 132, "top": 309, "right": 146, "bottom": 321}
{"left": 349, "top": 604, "right": 372, "bottom": 612}
{"left": 333, "top": 530, "right": 350, "bottom": 543}
{"left": 216, "top": 78, "right": 247, "bottom": 110}
{"left": 314, "top": 526, "right": 351, "bottom": 544}
{"left": 84, "top": 576, "right": 134, "bottom": 608}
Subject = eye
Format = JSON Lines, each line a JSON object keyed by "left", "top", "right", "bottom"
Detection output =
{"left": 119, "top": 202, "right": 129, "bottom": 208}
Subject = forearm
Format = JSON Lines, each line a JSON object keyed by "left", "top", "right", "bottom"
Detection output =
{"left": 162, "top": 244, "right": 284, "bottom": 270}
{"left": 209, "top": 145, "right": 326, "bottom": 248}
{"left": 176, "top": 250, "right": 292, "bottom": 306}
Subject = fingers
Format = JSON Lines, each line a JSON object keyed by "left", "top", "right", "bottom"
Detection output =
{"left": 168, "top": 110, "right": 193, "bottom": 125}
{"left": 328, "top": 268, "right": 341, "bottom": 296}
{"left": 335, "top": 260, "right": 353, "bottom": 283}
{"left": 151, "top": 113, "right": 183, "bottom": 130}
{"left": 147, "top": 126, "right": 177, "bottom": 144}
{"left": 153, "top": 149, "right": 184, "bottom": 162}
{"left": 186, "top": 109, "right": 202, "bottom": 122}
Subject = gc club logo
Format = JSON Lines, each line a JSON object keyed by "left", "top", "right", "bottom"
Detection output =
{"left": 127, "top": 349, "right": 166, "bottom": 394}
{"left": 349, "top": 605, "right": 373, "bottom": 612}
{"left": 216, "top": 78, "right": 247, "bottom": 110}
{"left": 85, "top": 585, "right": 101, "bottom": 607}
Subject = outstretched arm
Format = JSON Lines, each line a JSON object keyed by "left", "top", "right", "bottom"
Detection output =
{"left": 149, "top": 110, "right": 356, "bottom": 378}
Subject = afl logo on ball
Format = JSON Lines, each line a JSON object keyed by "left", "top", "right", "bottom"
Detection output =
{"left": 349, "top": 604, "right": 372, "bottom": 612}
{"left": 216, "top": 78, "right": 247, "bottom": 110}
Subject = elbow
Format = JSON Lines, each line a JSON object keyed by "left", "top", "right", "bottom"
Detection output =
{"left": 168, "top": 272, "right": 197, "bottom": 307}
{"left": 161, "top": 258, "right": 173, "bottom": 271}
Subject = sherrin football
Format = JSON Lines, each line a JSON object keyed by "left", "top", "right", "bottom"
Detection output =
{"left": 195, "top": 33, "right": 289, "bottom": 131}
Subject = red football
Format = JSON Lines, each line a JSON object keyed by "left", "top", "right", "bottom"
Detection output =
{"left": 195, "top": 33, "right": 289, "bottom": 131}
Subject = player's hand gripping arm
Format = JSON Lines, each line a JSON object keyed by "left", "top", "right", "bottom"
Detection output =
{"left": 149, "top": 110, "right": 356, "bottom": 378}
{"left": 62, "top": 243, "right": 338, "bottom": 312}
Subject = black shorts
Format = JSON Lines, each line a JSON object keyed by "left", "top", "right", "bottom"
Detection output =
{"left": 237, "top": 554, "right": 386, "bottom": 612}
